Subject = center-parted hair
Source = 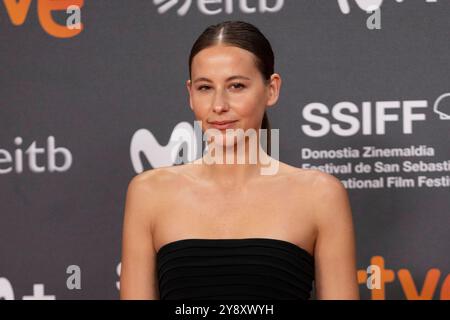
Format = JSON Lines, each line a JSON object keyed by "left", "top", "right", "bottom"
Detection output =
{"left": 188, "top": 20, "right": 274, "bottom": 155}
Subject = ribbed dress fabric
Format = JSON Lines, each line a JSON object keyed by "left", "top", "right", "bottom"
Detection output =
{"left": 157, "top": 238, "right": 314, "bottom": 300}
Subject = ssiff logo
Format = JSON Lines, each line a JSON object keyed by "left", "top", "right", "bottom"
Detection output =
{"left": 301, "top": 93, "right": 450, "bottom": 138}
{"left": 2, "top": 0, "right": 83, "bottom": 38}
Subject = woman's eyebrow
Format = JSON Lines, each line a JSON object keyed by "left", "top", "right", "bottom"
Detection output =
{"left": 193, "top": 75, "right": 251, "bottom": 83}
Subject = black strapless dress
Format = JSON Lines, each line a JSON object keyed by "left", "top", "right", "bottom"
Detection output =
{"left": 156, "top": 238, "right": 315, "bottom": 300}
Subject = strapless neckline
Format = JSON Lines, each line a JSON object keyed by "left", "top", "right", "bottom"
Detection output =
{"left": 156, "top": 237, "right": 314, "bottom": 259}
{"left": 156, "top": 237, "right": 315, "bottom": 299}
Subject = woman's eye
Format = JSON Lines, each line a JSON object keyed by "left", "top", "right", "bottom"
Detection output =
{"left": 231, "top": 83, "right": 245, "bottom": 90}
{"left": 197, "top": 83, "right": 245, "bottom": 91}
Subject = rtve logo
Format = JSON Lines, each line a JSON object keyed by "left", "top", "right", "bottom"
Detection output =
{"left": 2, "top": 0, "right": 84, "bottom": 38}
{"left": 153, "top": 0, "right": 284, "bottom": 16}
{"left": 358, "top": 256, "right": 449, "bottom": 300}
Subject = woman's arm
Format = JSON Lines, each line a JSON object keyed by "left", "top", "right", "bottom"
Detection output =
{"left": 312, "top": 172, "right": 360, "bottom": 299}
{"left": 120, "top": 174, "right": 159, "bottom": 299}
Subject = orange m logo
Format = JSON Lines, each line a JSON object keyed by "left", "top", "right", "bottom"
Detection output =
{"left": 2, "top": 0, "right": 84, "bottom": 38}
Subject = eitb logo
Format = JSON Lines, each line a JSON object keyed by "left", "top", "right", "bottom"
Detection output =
{"left": 153, "top": 0, "right": 285, "bottom": 16}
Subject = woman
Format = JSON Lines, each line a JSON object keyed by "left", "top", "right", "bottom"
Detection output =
{"left": 120, "top": 20, "right": 359, "bottom": 300}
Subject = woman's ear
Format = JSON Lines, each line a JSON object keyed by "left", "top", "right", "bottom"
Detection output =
{"left": 267, "top": 73, "right": 282, "bottom": 107}
{"left": 186, "top": 79, "right": 193, "bottom": 111}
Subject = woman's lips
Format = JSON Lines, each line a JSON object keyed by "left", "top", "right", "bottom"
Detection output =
{"left": 209, "top": 121, "right": 237, "bottom": 130}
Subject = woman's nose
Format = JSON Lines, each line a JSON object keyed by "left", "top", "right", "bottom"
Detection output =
{"left": 212, "top": 89, "right": 229, "bottom": 113}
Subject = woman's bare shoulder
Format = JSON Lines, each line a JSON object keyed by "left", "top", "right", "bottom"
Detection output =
{"left": 123, "top": 165, "right": 191, "bottom": 232}
{"left": 278, "top": 163, "right": 349, "bottom": 213}
{"left": 129, "top": 164, "right": 186, "bottom": 187}
{"left": 127, "top": 164, "right": 198, "bottom": 203}
{"left": 296, "top": 167, "right": 352, "bottom": 227}
{"left": 279, "top": 161, "right": 343, "bottom": 189}
{"left": 281, "top": 164, "right": 352, "bottom": 241}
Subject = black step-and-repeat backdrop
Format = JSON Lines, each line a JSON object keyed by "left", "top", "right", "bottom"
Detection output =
{"left": 1, "top": 0, "right": 449, "bottom": 300}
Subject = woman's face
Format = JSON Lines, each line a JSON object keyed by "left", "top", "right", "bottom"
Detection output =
{"left": 187, "top": 44, "right": 281, "bottom": 148}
